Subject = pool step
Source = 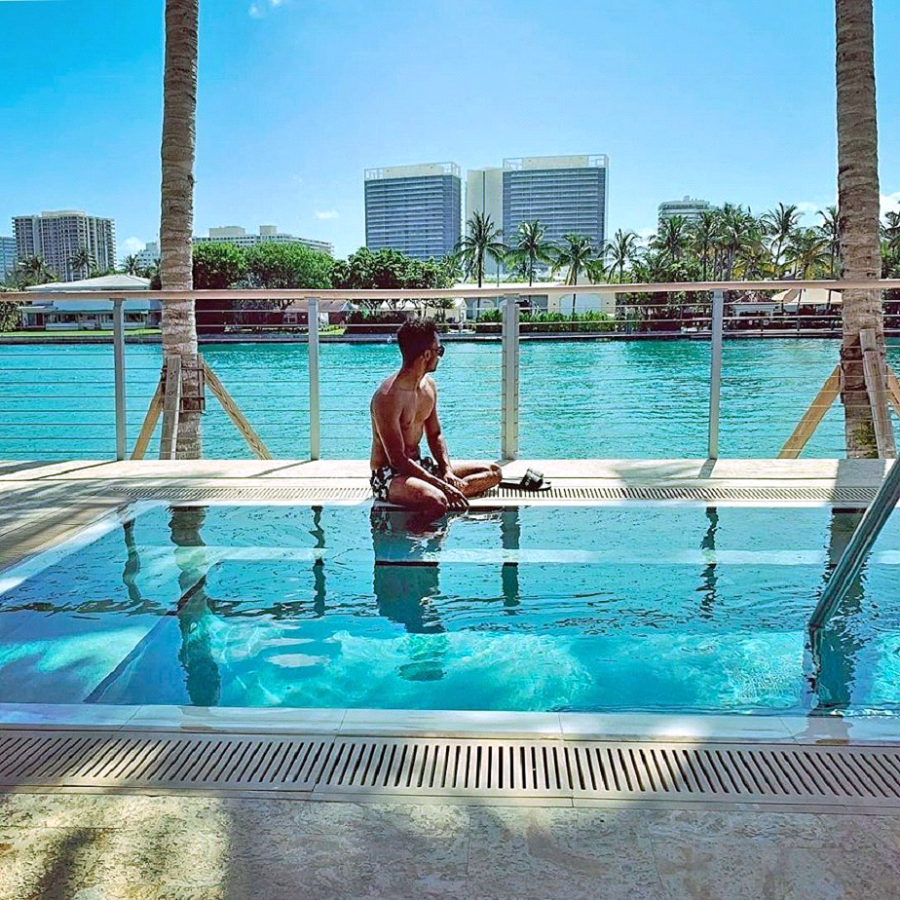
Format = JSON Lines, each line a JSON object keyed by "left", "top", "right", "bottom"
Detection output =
{"left": 2, "top": 729, "right": 900, "bottom": 810}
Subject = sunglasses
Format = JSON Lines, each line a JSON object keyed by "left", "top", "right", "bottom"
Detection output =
{"left": 432, "top": 344, "right": 445, "bottom": 357}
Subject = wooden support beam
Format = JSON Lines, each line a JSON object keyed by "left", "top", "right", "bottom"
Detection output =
{"left": 778, "top": 364, "right": 842, "bottom": 459}
{"left": 886, "top": 366, "right": 900, "bottom": 419}
{"left": 202, "top": 359, "right": 273, "bottom": 460}
{"left": 860, "top": 328, "right": 897, "bottom": 458}
{"left": 159, "top": 355, "right": 182, "bottom": 460}
{"left": 131, "top": 381, "right": 164, "bottom": 460}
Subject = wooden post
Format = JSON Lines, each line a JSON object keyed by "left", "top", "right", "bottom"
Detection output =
{"left": 202, "top": 359, "right": 273, "bottom": 460}
{"left": 131, "top": 381, "right": 164, "bottom": 460}
{"left": 159, "top": 354, "right": 182, "bottom": 460}
{"left": 885, "top": 366, "right": 900, "bottom": 419}
{"left": 778, "top": 364, "right": 842, "bottom": 459}
{"left": 860, "top": 328, "right": 897, "bottom": 458}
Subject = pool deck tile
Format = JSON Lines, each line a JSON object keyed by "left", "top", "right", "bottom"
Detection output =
{"left": 340, "top": 709, "right": 564, "bottom": 738}
{"left": 559, "top": 712, "right": 796, "bottom": 743}
{"left": 124, "top": 704, "right": 346, "bottom": 734}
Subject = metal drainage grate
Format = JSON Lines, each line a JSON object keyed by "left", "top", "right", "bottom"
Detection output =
{"left": 2, "top": 731, "right": 900, "bottom": 807}
{"left": 112, "top": 485, "right": 879, "bottom": 505}
{"left": 118, "top": 486, "right": 371, "bottom": 502}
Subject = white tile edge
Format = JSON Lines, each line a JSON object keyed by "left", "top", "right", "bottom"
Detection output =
{"left": 2, "top": 704, "right": 900, "bottom": 746}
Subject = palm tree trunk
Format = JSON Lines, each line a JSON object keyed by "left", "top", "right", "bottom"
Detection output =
{"left": 160, "top": 0, "right": 202, "bottom": 458}
{"left": 836, "top": 0, "right": 890, "bottom": 457}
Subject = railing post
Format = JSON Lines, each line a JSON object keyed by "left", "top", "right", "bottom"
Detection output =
{"left": 113, "top": 298, "right": 126, "bottom": 461}
{"left": 501, "top": 296, "right": 520, "bottom": 460}
{"left": 308, "top": 297, "right": 321, "bottom": 460}
{"left": 707, "top": 289, "right": 724, "bottom": 460}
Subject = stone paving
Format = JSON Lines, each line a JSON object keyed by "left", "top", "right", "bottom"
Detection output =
{"left": 1, "top": 793, "right": 900, "bottom": 899}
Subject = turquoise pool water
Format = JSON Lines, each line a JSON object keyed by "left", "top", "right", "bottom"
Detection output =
{"left": 1, "top": 503, "right": 899, "bottom": 715}
{"left": 3, "top": 338, "right": 900, "bottom": 459}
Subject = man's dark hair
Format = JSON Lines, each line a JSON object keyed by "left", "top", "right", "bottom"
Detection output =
{"left": 396, "top": 319, "right": 438, "bottom": 365}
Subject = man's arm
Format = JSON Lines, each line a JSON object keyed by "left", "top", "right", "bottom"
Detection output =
{"left": 423, "top": 380, "right": 466, "bottom": 491}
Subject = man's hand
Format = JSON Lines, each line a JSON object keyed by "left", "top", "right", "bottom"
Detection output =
{"left": 441, "top": 481, "right": 469, "bottom": 510}
{"left": 444, "top": 472, "right": 467, "bottom": 493}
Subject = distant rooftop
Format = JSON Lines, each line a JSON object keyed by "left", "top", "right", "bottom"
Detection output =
{"left": 365, "top": 162, "right": 460, "bottom": 180}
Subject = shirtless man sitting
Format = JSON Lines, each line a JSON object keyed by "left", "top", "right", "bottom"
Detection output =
{"left": 369, "top": 319, "right": 502, "bottom": 518}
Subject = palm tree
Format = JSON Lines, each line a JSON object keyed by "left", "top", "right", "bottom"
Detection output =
{"left": 818, "top": 205, "right": 840, "bottom": 277}
{"left": 607, "top": 229, "right": 638, "bottom": 283}
{"left": 883, "top": 211, "right": 900, "bottom": 254}
{"left": 761, "top": 203, "right": 799, "bottom": 276}
{"left": 159, "top": 0, "right": 201, "bottom": 458}
{"left": 835, "top": 0, "right": 891, "bottom": 457}
{"left": 455, "top": 212, "right": 505, "bottom": 288}
{"left": 122, "top": 254, "right": 140, "bottom": 276}
{"left": 784, "top": 228, "right": 830, "bottom": 279}
{"left": 652, "top": 215, "right": 688, "bottom": 264}
{"left": 68, "top": 246, "right": 95, "bottom": 280}
{"left": 507, "top": 220, "right": 554, "bottom": 287}
{"left": 16, "top": 255, "right": 55, "bottom": 285}
{"left": 691, "top": 210, "right": 718, "bottom": 281}
{"left": 553, "top": 234, "right": 596, "bottom": 318}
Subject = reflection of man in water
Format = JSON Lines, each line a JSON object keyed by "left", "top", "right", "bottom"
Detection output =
{"left": 170, "top": 506, "right": 221, "bottom": 706}
{"left": 369, "top": 319, "right": 501, "bottom": 518}
{"left": 370, "top": 507, "right": 449, "bottom": 681}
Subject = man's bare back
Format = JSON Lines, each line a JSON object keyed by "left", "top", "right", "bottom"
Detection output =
{"left": 369, "top": 320, "right": 501, "bottom": 518}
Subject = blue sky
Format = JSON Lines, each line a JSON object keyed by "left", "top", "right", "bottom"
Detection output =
{"left": 1, "top": 0, "right": 899, "bottom": 261}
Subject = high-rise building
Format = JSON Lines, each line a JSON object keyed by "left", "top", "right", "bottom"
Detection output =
{"left": 193, "top": 225, "right": 332, "bottom": 256}
{"left": 0, "top": 236, "right": 16, "bottom": 281}
{"left": 135, "top": 241, "right": 160, "bottom": 272}
{"left": 502, "top": 155, "right": 609, "bottom": 253}
{"left": 365, "top": 163, "right": 461, "bottom": 261}
{"left": 13, "top": 211, "right": 116, "bottom": 282}
{"left": 465, "top": 168, "right": 505, "bottom": 276}
{"left": 658, "top": 196, "right": 711, "bottom": 225}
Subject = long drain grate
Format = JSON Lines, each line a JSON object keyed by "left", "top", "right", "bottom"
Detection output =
{"left": 114, "top": 485, "right": 879, "bottom": 505}
{"left": 2, "top": 731, "right": 900, "bottom": 807}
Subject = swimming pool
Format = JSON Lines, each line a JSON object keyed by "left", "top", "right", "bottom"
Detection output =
{"left": 0, "top": 502, "right": 898, "bottom": 716}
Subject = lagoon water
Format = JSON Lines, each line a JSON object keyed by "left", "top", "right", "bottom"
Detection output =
{"left": 2, "top": 338, "right": 899, "bottom": 459}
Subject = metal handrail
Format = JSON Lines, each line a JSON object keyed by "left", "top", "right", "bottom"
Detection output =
{"left": 3, "top": 276, "right": 900, "bottom": 463}
{"left": 809, "top": 456, "right": 900, "bottom": 631}
{"left": 6, "top": 277, "right": 900, "bottom": 304}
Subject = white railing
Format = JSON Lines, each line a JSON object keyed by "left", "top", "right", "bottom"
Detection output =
{"left": 3, "top": 278, "right": 900, "bottom": 461}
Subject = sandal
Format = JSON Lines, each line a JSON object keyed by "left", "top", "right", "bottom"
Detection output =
{"left": 499, "top": 468, "right": 552, "bottom": 492}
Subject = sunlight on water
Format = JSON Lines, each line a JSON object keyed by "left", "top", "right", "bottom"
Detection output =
{"left": 0, "top": 503, "right": 899, "bottom": 714}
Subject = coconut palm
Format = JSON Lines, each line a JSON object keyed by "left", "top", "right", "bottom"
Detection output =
{"left": 762, "top": 203, "right": 799, "bottom": 277}
{"left": 784, "top": 228, "right": 830, "bottom": 279}
{"left": 835, "top": 0, "right": 891, "bottom": 457}
{"left": 122, "top": 254, "right": 141, "bottom": 276}
{"left": 455, "top": 212, "right": 505, "bottom": 288}
{"left": 691, "top": 210, "right": 719, "bottom": 281}
{"left": 507, "top": 220, "right": 554, "bottom": 287}
{"left": 16, "top": 255, "right": 55, "bottom": 285}
{"left": 883, "top": 211, "right": 900, "bottom": 254}
{"left": 607, "top": 229, "right": 638, "bottom": 283}
{"left": 652, "top": 215, "right": 688, "bottom": 264}
{"left": 68, "top": 246, "right": 95, "bottom": 280}
{"left": 818, "top": 205, "right": 840, "bottom": 277}
{"left": 159, "top": 0, "right": 201, "bottom": 458}
{"left": 553, "top": 234, "right": 596, "bottom": 318}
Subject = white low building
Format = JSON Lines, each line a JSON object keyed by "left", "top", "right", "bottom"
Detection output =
{"left": 21, "top": 274, "right": 158, "bottom": 331}
{"left": 454, "top": 281, "right": 617, "bottom": 320}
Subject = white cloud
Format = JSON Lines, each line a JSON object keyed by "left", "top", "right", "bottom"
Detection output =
{"left": 249, "top": 3, "right": 263, "bottom": 17}
{"left": 882, "top": 192, "right": 900, "bottom": 218}
{"left": 121, "top": 237, "right": 145, "bottom": 257}
{"left": 269, "top": 0, "right": 285, "bottom": 6}
{"left": 314, "top": 210, "right": 339, "bottom": 220}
